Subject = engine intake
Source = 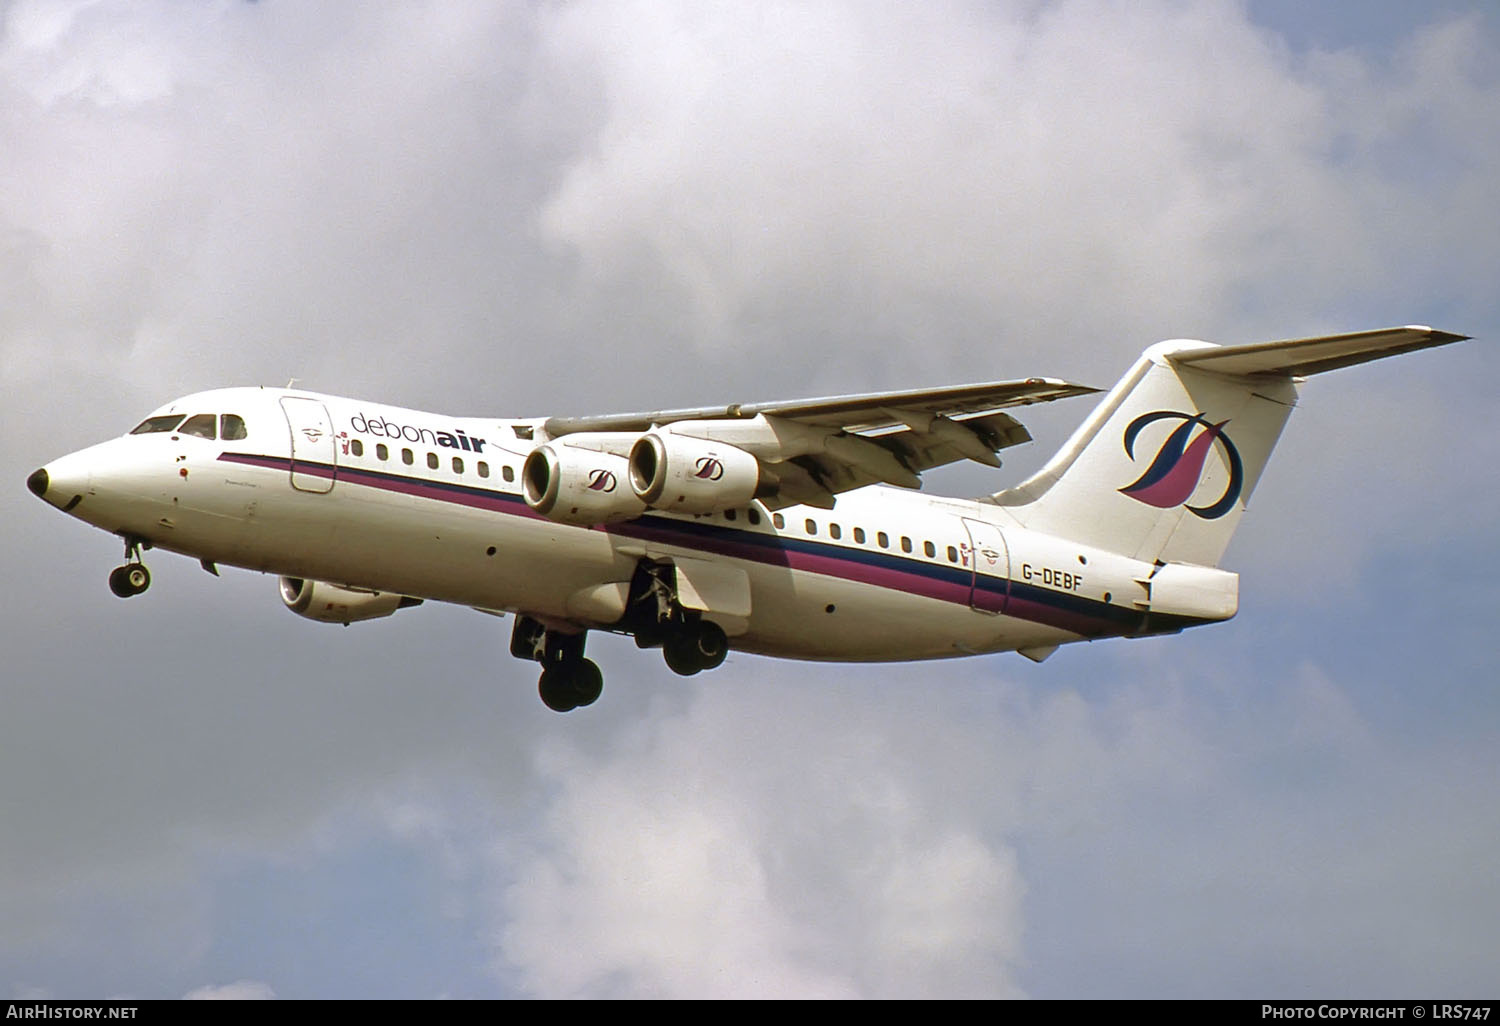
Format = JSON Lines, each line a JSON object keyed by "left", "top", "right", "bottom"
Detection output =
{"left": 628, "top": 433, "right": 760, "bottom": 513}
{"left": 523, "top": 444, "right": 647, "bottom": 525}
{"left": 279, "top": 577, "right": 421, "bottom": 625}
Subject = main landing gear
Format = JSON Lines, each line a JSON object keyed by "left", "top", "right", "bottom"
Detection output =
{"left": 647, "top": 617, "right": 729, "bottom": 677}
{"left": 627, "top": 561, "right": 730, "bottom": 678}
{"left": 509, "top": 561, "right": 735, "bottom": 713}
{"left": 107, "top": 536, "right": 151, "bottom": 598}
{"left": 511, "top": 616, "right": 604, "bottom": 713}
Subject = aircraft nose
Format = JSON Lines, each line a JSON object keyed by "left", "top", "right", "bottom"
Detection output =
{"left": 28, "top": 452, "right": 92, "bottom": 512}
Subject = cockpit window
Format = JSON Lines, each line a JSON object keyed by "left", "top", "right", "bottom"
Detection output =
{"left": 179, "top": 413, "right": 217, "bottom": 439}
{"left": 130, "top": 414, "right": 185, "bottom": 435}
{"left": 220, "top": 414, "right": 247, "bottom": 440}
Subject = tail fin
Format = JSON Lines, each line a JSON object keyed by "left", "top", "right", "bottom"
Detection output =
{"left": 988, "top": 326, "right": 1469, "bottom": 567}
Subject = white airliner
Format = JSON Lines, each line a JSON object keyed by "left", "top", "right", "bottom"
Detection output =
{"left": 28, "top": 326, "right": 1469, "bottom": 711}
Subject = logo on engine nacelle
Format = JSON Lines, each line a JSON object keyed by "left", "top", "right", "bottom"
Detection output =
{"left": 694, "top": 457, "right": 725, "bottom": 481}
{"left": 587, "top": 469, "right": 618, "bottom": 492}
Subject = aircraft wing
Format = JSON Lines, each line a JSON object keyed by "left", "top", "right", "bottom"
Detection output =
{"left": 542, "top": 377, "right": 1098, "bottom": 509}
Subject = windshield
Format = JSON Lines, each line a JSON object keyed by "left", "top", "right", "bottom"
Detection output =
{"left": 178, "top": 413, "right": 216, "bottom": 439}
{"left": 130, "top": 414, "right": 185, "bottom": 435}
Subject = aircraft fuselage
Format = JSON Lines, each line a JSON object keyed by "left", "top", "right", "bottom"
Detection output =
{"left": 31, "top": 386, "right": 1207, "bottom": 668}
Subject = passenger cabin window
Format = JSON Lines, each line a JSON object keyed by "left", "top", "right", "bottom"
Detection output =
{"left": 502, "top": 465, "right": 515, "bottom": 483}
{"left": 402, "top": 448, "right": 414, "bottom": 466}
{"left": 947, "top": 545, "right": 959, "bottom": 563}
{"left": 376, "top": 443, "right": 389, "bottom": 461}
{"left": 350, "top": 439, "right": 364, "bottom": 457}
{"left": 773, "top": 513, "right": 785, "bottom": 529}
{"left": 452, "top": 456, "right": 464, "bottom": 474}
{"left": 724, "top": 509, "right": 737, "bottom": 521}
{"left": 829, "top": 523, "right": 841, "bottom": 540}
{"left": 220, "top": 414, "right": 247, "bottom": 440}
{"left": 427, "top": 452, "right": 439, "bottom": 470}
{"left": 878, "top": 531, "right": 889, "bottom": 549}
{"left": 478, "top": 461, "right": 490, "bottom": 478}
{"left": 924, "top": 541, "right": 936, "bottom": 558}
{"left": 179, "top": 413, "right": 216, "bottom": 439}
{"left": 131, "top": 414, "right": 185, "bottom": 435}
{"left": 853, "top": 527, "right": 865, "bottom": 544}
{"left": 901, "top": 536, "right": 913, "bottom": 553}
{"left": 748, "top": 508, "right": 762, "bottom": 526}
{"left": 805, "top": 519, "right": 817, "bottom": 535}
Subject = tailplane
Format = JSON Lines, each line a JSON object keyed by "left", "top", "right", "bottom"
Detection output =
{"left": 988, "top": 326, "right": 1469, "bottom": 567}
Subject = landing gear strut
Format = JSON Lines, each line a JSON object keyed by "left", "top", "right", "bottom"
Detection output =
{"left": 511, "top": 615, "right": 603, "bottom": 713}
{"left": 108, "top": 536, "right": 151, "bottom": 598}
{"left": 627, "top": 560, "right": 731, "bottom": 676}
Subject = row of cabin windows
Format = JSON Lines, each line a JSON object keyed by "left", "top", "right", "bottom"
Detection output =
{"left": 759, "top": 511, "right": 963, "bottom": 564}
{"left": 347, "top": 438, "right": 517, "bottom": 483}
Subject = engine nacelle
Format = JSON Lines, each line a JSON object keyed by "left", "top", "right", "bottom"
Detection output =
{"left": 628, "top": 432, "right": 760, "bottom": 514}
{"left": 523, "top": 444, "right": 647, "bottom": 525}
{"left": 279, "top": 577, "right": 421, "bottom": 625}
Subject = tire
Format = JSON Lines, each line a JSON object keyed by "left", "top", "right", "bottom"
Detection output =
{"left": 538, "top": 668, "right": 579, "bottom": 712}
{"left": 663, "top": 634, "right": 702, "bottom": 676}
{"left": 571, "top": 659, "right": 604, "bottom": 707}
{"left": 108, "top": 566, "right": 133, "bottom": 598}
{"left": 693, "top": 621, "right": 728, "bottom": 671}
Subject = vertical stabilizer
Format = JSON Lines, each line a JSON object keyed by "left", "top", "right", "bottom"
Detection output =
{"left": 987, "top": 327, "right": 1468, "bottom": 567}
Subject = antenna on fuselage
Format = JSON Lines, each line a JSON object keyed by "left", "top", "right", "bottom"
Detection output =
{"left": 286, "top": 378, "right": 299, "bottom": 390}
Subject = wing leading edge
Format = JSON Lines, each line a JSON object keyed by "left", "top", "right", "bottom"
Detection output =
{"left": 542, "top": 377, "right": 1097, "bottom": 436}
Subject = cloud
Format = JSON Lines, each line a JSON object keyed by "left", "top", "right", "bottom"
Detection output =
{"left": 2, "top": 0, "right": 1496, "bottom": 1000}
{"left": 532, "top": 1, "right": 1499, "bottom": 376}
{"left": 491, "top": 677, "right": 1028, "bottom": 998}
{"left": 183, "top": 980, "right": 276, "bottom": 1000}
{"left": 474, "top": 651, "right": 1499, "bottom": 997}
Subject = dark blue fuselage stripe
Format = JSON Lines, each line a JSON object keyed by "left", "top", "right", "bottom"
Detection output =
{"left": 219, "top": 451, "right": 1147, "bottom": 636}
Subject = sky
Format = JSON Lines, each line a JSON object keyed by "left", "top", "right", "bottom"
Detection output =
{"left": 3, "top": 0, "right": 1497, "bottom": 1000}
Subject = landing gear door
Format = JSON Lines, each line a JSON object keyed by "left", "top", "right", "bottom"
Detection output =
{"left": 962, "top": 518, "right": 1009, "bottom": 614}
{"left": 672, "top": 556, "right": 752, "bottom": 637}
{"left": 280, "top": 397, "right": 336, "bottom": 493}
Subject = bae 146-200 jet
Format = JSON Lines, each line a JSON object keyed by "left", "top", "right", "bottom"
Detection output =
{"left": 28, "top": 326, "right": 1470, "bottom": 711}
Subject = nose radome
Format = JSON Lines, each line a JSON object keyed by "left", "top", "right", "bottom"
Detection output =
{"left": 27, "top": 467, "right": 48, "bottom": 498}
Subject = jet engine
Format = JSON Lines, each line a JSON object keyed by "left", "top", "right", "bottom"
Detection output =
{"left": 279, "top": 577, "right": 422, "bottom": 625}
{"left": 628, "top": 433, "right": 761, "bottom": 514}
{"left": 523, "top": 444, "right": 648, "bottom": 525}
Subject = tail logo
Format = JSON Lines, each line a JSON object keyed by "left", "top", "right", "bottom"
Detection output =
{"left": 1120, "top": 411, "right": 1243, "bottom": 520}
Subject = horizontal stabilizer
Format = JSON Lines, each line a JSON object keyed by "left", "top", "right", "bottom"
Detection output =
{"left": 1169, "top": 325, "right": 1470, "bottom": 378}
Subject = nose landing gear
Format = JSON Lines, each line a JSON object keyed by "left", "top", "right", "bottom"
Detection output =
{"left": 108, "top": 537, "right": 151, "bottom": 598}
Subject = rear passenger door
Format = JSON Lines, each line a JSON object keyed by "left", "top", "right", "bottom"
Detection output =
{"left": 962, "top": 518, "right": 1009, "bottom": 614}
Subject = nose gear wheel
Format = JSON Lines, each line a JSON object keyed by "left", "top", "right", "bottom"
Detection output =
{"left": 107, "top": 537, "right": 151, "bottom": 598}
